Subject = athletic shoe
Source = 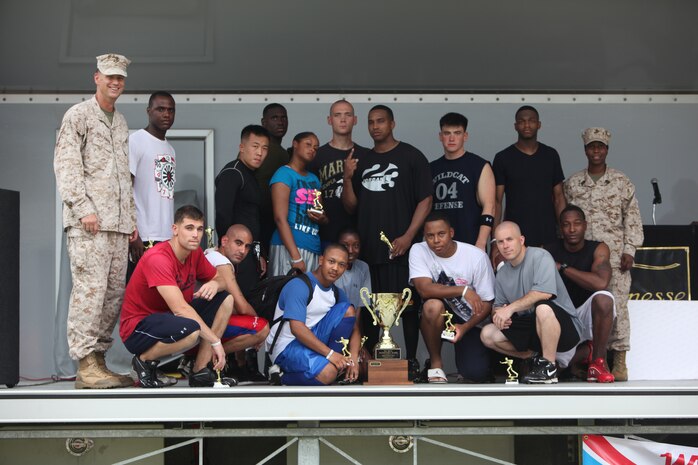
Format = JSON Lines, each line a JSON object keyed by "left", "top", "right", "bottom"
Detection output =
{"left": 407, "top": 358, "right": 421, "bottom": 382}
{"left": 132, "top": 356, "right": 166, "bottom": 388}
{"left": 129, "top": 366, "right": 178, "bottom": 386}
{"left": 521, "top": 357, "right": 558, "bottom": 384}
{"left": 588, "top": 358, "right": 615, "bottom": 383}
{"left": 244, "top": 349, "right": 268, "bottom": 383}
{"left": 189, "top": 366, "right": 238, "bottom": 387}
{"left": 177, "top": 355, "right": 194, "bottom": 377}
{"left": 268, "top": 364, "right": 283, "bottom": 386}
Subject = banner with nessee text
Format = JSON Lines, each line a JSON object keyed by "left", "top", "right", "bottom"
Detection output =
{"left": 583, "top": 435, "right": 698, "bottom": 465}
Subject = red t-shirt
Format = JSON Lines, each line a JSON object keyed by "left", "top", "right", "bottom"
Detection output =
{"left": 119, "top": 241, "right": 216, "bottom": 341}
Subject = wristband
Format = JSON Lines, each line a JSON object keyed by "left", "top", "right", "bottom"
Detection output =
{"left": 325, "top": 349, "right": 334, "bottom": 360}
{"left": 290, "top": 257, "right": 304, "bottom": 264}
{"left": 211, "top": 340, "right": 222, "bottom": 347}
{"left": 480, "top": 214, "right": 495, "bottom": 227}
{"left": 461, "top": 285, "right": 469, "bottom": 299}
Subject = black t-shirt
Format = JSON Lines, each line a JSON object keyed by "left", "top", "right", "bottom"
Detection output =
{"left": 430, "top": 152, "right": 489, "bottom": 245}
{"left": 545, "top": 239, "right": 601, "bottom": 308}
{"left": 214, "top": 159, "right": 261, "bottom": 242}
{"left": 352, "top": 142, "right": 433, "bottom": 265}
{"left": 493, "top": 142, "right": 564, "bottom": 246}
{"left": 308, "top": 143, "right": 368, "bottom": 242}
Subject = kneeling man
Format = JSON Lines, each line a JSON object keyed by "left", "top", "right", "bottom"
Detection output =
{"left": 266, "top": 244, "right": 360, "bottom": 385}
{"left": 409, "top": 212, "right": 495, "bottom": 383}
{"left": 481, "top": 221, "right": 582, "bottom": 384}
{"left": 545, "top": 205, "right": 616, "bottom": 382}
{"left": 205, "top": 224, "right": 270, "bottom": 382}
{"left": 120, "top": 205, "right": 236, "bottom": 388}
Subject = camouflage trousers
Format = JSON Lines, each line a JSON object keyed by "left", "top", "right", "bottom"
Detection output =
{"left": 66, "top": 229, "right": 129, "bottom": 360}
{"left": 607, "top": 267, "right": 632, "bottom": 351}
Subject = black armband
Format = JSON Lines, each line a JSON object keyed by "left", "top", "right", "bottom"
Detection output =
{"left": 480, "top": 215, "right": 495, "bottom": 227}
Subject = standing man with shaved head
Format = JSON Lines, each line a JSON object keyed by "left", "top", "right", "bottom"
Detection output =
{"left": 309, "top": 99, "right": 368, "bottom": 249}
{"left": 128, "top": 91, "right": 177, "bottom": 276}
{"left": 54, "top": 53, "right": 137, "bottom": 388}
{"left": 342, "top": 105, "right": 433, "bottom": 376}
{"left": 481, "top": 221, "right": 582, "bottom": 384}
{"left": 492, "top": 106, "right": 566, "bottom": 250}
{"left": 257, "top": 104, "right": 290, "bottom": 250}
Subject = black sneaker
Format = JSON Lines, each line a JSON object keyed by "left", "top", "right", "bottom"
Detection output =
{"left": 132, "top": 356, "right": 166, "bottom": 388}
{"left": 243, "top": 349, "right": 269, "bottom": 384}
{"left": 407, "top": 358, "right": 421, "bottom": 382}
{"left": 189, "top": 366, "right": 238, "bottom": 387}
{"left": 521, "top": 357, "right": 558, "bottom": 384}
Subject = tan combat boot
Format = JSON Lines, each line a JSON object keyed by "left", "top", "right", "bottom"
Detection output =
{"left": 612, "top": 351, "right": 628, "bottom": 382}
{"left": 75, "top": 353, "right": 123, "bottom": 389}
{"left": 95, "top": 352, "right": 134, "bottom": 387}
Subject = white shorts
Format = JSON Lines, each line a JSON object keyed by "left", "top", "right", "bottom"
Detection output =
{"left": 556, "top": 291, "right": 616, "bottom": 368}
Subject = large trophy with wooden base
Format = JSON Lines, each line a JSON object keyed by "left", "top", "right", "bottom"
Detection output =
{"left": 360, "top": 287, "right": 413, "bottom": 385}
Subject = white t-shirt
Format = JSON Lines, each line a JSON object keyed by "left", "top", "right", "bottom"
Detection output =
{"left": 204, "top": 248, "right": 232, "bottom": 268}
{"left": 408, "top": 241, "right": 495, "bottom": 321}
{"left": 129, "top": 129, "right": 176, "bottom": 241}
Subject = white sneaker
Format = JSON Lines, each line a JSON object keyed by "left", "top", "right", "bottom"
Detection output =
{"left": 268, "top": 364, "right": 283, "bottom": 385}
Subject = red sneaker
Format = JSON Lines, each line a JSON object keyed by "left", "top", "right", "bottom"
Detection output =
{"left": 588, "top": 358, "right": 615, "bottom": 383}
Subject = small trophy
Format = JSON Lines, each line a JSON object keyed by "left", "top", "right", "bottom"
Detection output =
{"left": 500, "top": 357, "right": 519, "bottom": 384}
{"left": 213, "top": 369, "right": 230, "bottom": 389}
{"left": 336, "top": 337, "right": 352, "bottom": 358}
{"left": 441, "top": 311, "right": 456, "bottom": 342}
{"left": 379, "top": 231, "right": 394, "bottom": 259}
{"left": 205, "top": 226, "right": 215, "bottom": 250}
{"left": 308, "top": 190, "right": 324, "bottom": 215}
{"left": 360, "top": 287, "right": 412, "bottom": 359}
{"left": 360, "top": 336, "right": 368, "bottom": 350}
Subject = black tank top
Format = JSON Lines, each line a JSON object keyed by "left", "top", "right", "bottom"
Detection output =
{"left": 545, "top": 239, "right": 600, "bottom": 308}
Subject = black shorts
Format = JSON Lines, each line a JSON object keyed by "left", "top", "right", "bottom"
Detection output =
{"left": 124, "top": 291, "right": 229, "bottom": 356}
{"left": 501, "top": 300, "right": 580, "bottom": 354}
{"left": 369, "top": 263, "right": 421, "bottom": 313}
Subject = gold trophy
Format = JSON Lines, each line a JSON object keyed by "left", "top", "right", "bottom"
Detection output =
{"left": 205, "top": 226, "right": 215, "bottom": 250}
{"left": 441, "top": 311, "right": 456, "bottom": 342}
{"left": 308, "top": 190, "right": 324, "bottom": 215}
{"left": 360, "top": 287, "right": 413, "bottom": 385}
{"left": 336, "top": 337, "right": 351, "bottom": 358}
{"left": 500, "top": 357, "right": 519, "bottom": 384}
{"left": 360, "top": 287, "right": 412, "bottom": 359}
{"left": 379, "top": 231, "right": 394, "bottom": 259}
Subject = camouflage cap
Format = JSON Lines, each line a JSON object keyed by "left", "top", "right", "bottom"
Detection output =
{"left": 96, "top": 53, "right": 131, "bottom": 77}
{"left": 582, "top": 127, "right": 611, "bottom": 146}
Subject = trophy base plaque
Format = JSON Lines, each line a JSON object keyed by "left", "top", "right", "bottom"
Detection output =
{"left": 505, "top": 379, "right": 519, "bottom": 385}
{"left": 308, "top": 208, "right": 323, "bottom": 215}
{"left": 441, "top": 330, "right": 456, "bottom": 342}
{"left": 364, "top": 360, "right": 412, "bottom": 385}
{"left": 374, "top": 347, "right": 401, "bottom": 359}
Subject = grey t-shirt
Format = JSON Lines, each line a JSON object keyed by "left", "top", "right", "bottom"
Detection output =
{"left": 495, "top": 247, "right": 582, "bottom": 336}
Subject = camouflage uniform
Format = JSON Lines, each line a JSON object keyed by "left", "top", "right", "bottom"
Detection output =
{"left": 54, "top": 96, "right": 135, "bottom": 360}
{"left": 564, "top": 167, "right": 643, "bottom": 351}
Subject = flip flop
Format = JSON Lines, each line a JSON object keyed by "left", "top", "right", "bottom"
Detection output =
{"left": 427, "top": 368, "right": 448, "bottom": 384}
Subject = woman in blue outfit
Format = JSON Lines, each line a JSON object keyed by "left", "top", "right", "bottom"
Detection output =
{"left": 269, "top": 132, "right": 328, "bottom": 276}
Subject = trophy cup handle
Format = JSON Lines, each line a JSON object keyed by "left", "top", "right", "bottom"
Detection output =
{"left": 359, "top": 287, "right": 379, "bottom": 326}
{"left": 393, "top": 288, "right": 412, "bottom": 326}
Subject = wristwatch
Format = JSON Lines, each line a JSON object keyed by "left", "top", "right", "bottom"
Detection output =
{"left": 560, "top": 263, "right": 569, "bottom": 273}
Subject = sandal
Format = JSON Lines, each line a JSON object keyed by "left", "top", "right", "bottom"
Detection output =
{"left": 427, "top": 368, "right": 448, "bottom": 384}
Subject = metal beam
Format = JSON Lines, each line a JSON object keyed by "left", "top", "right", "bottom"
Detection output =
{"left": 3, "top": 424, "right": 698, "bottom": 440}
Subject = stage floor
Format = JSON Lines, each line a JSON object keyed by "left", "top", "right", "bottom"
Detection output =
{"left": 2, "top": 380, "right": 698, "bottom": 425}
